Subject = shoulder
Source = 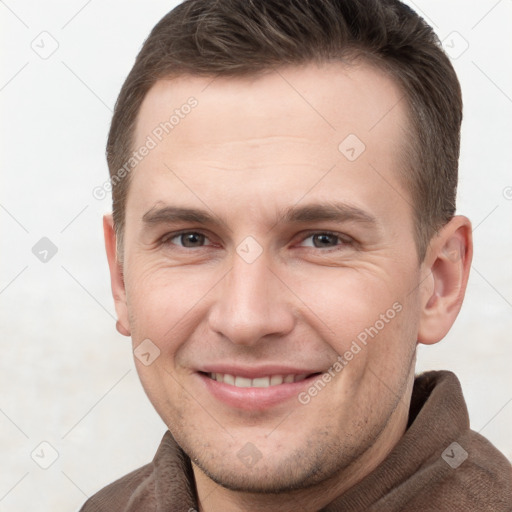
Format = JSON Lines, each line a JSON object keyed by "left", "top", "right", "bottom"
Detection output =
{"left": 452, "top": 429, "right": 512, "bottom": 509}
{"left": 78, "top": 430, "right": 196, "bottom": 511}
{"left": 78, "top": 462, "right": 156, "bottom": 512}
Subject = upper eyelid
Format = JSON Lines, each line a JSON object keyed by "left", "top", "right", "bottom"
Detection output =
{"left": 299, "top": 229, "right": 352, "bottom": 240}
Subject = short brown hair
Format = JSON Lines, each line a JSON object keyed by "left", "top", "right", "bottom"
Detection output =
{"left": 107, "top": 0, "right": 462, "bottom": 261}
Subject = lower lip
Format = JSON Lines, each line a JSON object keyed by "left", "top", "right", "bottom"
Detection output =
{"left": 197, "top": 372, "right": 320, "bottom": 411}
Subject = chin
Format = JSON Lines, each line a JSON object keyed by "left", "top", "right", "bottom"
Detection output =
{"left": 193, "top": 456, "right": 328, "bottom": 494}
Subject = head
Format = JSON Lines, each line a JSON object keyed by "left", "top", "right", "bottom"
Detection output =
{"left": 104, "top": 0, "right": 472, "bottom": 506}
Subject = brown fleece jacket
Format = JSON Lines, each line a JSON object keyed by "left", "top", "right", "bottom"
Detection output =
{"left": 79, "top": 371, "right": 512, "bottom": 511}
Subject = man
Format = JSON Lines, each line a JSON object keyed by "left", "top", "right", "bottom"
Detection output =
{"left": 81, "top": 0, "right": 512, "bottom": 510}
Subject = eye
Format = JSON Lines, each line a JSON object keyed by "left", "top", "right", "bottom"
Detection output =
{"left": 298, "top": 232, "right": 352, "bottom": 249}
{"left": 162, "top": 231, "right": 212, "bottom": 248}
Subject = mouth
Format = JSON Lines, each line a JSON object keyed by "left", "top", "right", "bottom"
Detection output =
{"left": 196, "top": 370, "right": 324, "bottom": 410}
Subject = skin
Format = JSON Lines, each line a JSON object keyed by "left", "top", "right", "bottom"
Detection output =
{"left": 104, "top": 61, "right": 472, "bottom": 512}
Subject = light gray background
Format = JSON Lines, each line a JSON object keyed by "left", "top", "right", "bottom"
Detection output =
{"left": 1, "top": 1, "right": 511, "bottom": 510}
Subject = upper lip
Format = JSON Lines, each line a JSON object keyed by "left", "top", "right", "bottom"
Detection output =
{"left": 197, "top": 365, "right": 324, "bottom": 379}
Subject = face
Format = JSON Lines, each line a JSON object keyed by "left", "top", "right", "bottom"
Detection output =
{"left": 114, "top": 62, "right": 426, "bottom": 496}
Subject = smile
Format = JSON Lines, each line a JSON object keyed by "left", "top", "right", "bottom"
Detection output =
{"left": 207, "top": 372, "right": 314, "bottom": 387}
{"left": 198, "top": 370, "right": 324, "bottom": 410}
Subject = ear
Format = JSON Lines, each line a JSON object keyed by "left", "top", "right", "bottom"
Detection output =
{"left": 103, "top": 214, "right": 131, "bottom": 337}
{"left": 417, "top": 215, "right": 473, "bottom": 345}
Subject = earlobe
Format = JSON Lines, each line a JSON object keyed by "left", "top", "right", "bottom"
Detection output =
{"left": 417, "top": 216, "right": 473, "bottom": 345}
{"left": 103, "top": 214, "right": 131, "bottom": 337}
{"left": 116, "top": 320, "right": 131, "bottom": 336}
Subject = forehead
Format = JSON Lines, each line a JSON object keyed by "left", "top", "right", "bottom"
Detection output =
{"left": 134, "top": 61, "right": 408, "bottom": 149}
{"left": 127, "top": 61, "right": 411, "bottom": 225}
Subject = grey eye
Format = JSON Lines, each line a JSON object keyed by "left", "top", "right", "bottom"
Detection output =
{"left": 170, "top": 232, "right": 207, "bottom": 247}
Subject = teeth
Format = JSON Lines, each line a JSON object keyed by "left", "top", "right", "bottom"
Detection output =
{"left": 223, "top": 374, "right": 235, "bottom": 386}
{"left": 252, "top": 377, "right": 270, "bottom": 387}
{"left": 208, "top": 373, "right": 310, "bottom": 388}
{"left": 234, "top": 376, "right": 252, "bottom": 387}
{"left": 270, "top": 375, "right": 283, "bottom": 386}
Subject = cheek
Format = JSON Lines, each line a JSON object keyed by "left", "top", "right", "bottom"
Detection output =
{"left": 124, "top": 265, "right": 202, "bottom": 417}
{"left": 125, "top": 263, "right": 214, "bottom": 351}
{"left": 288, "top": 265, "right": 410, "bottom": 347}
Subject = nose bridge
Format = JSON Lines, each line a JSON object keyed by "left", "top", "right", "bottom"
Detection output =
{"left": 231, "top": 253, "right": 268, "bottom": 306}
{"left": 208, "top": 246, "right": 294, "bottom": 345}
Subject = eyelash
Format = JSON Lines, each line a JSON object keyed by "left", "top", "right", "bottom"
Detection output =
{"left": 160, "top": 230, "right": 354, "bottom": 251}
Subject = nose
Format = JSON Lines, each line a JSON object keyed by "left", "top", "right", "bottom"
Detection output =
{"left": 207, "top": 249, "right": 296, "bottom": 346}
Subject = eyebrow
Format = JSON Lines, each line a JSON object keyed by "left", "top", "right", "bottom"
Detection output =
{"left": 143, "top": 205, "right": 213, "bottom": 225}
{"left": 142, "top": 202, "right": 377, "bottom": 228}
{"left": 279, "top": 202, "right": 376, "bottom": 225}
